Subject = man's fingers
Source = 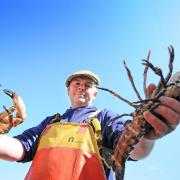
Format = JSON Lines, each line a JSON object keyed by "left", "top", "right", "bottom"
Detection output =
{"left": 159, "top": 96, "right": 180, "bottom": 114}
{"left": 143, "top": 111, "right": 169, "bottom": 137}
{"left": 146, "top": 84, "right": 156, "bottom": 97}
{"left": 154, "top": 105, "right": 180, "bottom": 130}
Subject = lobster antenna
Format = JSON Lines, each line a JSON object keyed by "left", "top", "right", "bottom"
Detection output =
{"left": 97, "top": 87, "right": 137, "bottom": 108}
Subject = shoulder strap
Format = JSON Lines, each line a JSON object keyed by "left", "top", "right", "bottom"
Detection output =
{"left": 84, "top": 110, "right": 102, "bottom": 144}
{"left": 48, "top": 113, "right": 61, "bottom": 124}
{"left": 88, "top": 109, "right": 101, "bottom": 118}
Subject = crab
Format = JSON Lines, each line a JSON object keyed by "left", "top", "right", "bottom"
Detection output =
{"left": 0, "top": 89, "right": 26, "bottom": 134}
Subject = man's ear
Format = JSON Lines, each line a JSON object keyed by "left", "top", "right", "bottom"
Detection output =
{"left": 93, "top": 90, "right": 98, "bottom": 98}
{"left": 67, "top": 87, "right": 70, "bottom": 96}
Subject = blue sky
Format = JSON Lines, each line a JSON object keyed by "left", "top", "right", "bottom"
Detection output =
{"left": 0, "top": 0, "right": 180, "bottom": 180}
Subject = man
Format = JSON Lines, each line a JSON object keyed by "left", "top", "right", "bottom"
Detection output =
{"left": 0, "top": 70, "right": 180, "bottom": 180}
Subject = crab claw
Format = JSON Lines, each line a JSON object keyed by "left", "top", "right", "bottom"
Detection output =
{"left": 3, "top": 89, "right": 15, "bottom": 98}
{"left": 3, "top": 89, "right": 26, "bottom": 126}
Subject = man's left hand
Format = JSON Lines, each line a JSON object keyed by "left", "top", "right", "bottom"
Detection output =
{"left": 143, "top": 96, "right": 180, "bottom": 140}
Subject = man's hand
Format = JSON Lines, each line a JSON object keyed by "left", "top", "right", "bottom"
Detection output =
{"left": 130, "top": 83, "right": 180, "bottom": 160}
{"left": 143, "top": 84, "right": 180, "bottom": 140}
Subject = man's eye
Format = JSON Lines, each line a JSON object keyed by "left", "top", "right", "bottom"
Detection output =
{"left": 85, "top": 84, "right": 91, "bottom": 88}
{"left": 75, "top": 82, "right": 80, "bottom": 86}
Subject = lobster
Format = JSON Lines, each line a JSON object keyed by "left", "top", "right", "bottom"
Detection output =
{"left": 98, "top": 45, "right": 180, "bottom": 179}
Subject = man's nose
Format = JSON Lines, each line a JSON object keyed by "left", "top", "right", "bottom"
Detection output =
{"left": 78, "top": 84, "right": 85, "bottom": 91}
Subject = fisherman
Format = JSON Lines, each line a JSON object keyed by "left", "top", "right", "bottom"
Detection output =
{"left": 0, "top": 70, "right": 179, "bottom": 180}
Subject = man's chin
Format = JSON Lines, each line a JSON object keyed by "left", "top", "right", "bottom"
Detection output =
{"left": 77, "top": 99, "right": 89, "bottom": 106}
{"left": 79, "top": 100, "right": 86, "bottom": 104}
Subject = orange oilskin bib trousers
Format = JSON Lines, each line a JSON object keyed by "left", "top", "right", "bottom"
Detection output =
{"left": 25, "top": 113, "right": 106, "bottom": 180}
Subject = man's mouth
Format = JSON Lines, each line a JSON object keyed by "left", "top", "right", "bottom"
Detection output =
{"left": 78, "top": 94, "right": 85, "bottom": 98}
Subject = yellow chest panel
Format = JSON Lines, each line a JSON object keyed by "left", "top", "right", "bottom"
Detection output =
{"left": 38, "top": 122, "right": 100, "bottom": 155}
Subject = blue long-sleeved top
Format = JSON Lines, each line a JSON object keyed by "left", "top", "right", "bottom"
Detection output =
{"left": 15, "top": 106, "right": 127, "bottom": 178}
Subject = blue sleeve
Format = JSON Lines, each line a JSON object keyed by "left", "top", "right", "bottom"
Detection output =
{"left": 14, "top": 116, "right": 53, "bottom": 163}
{"left": 97, "top": 109, "right": 127, "bottom": 149}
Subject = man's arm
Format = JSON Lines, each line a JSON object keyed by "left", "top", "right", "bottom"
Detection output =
{"left": 0, "top": 135, "right": 25, "bottom": 161}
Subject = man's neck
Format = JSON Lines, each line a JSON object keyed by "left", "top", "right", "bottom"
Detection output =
{"left": 71, "top": 103, "right": 92, "bottom": 109}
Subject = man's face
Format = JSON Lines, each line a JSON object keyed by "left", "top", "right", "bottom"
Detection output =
{"left": 68, "top": 77, "right": 97, "bottom": 108}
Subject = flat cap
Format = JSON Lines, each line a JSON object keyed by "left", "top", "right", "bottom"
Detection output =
{"left": 65, "top": 70, "right": 100, "bottom": 87}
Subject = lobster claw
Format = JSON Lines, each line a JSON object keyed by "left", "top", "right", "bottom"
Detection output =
{"left": 168, "top": 72, "right": 180, "bottom": 87}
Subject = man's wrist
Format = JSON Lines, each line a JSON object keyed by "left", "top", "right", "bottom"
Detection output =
{"left": 130, "top": 137, "right": 155, "bottom": 160}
